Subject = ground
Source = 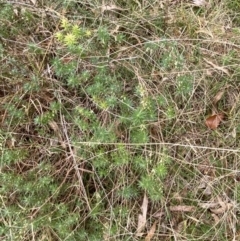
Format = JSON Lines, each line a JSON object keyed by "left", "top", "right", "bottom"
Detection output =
{"left": 0, "top": 1, "right": 240, "bottom": 240}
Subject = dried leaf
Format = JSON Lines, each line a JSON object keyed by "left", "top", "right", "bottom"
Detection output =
{"left": 203, "top": 58, "right": 230, "bottom": 76}
{"left": 145, "top": 221, "right": 157, "bottom": 241}
{"left": 205, "top": 113, "right": 224, "bottom": 130}
{"left": 136, "top": 194, "right": 148, "bottom": 236}
{"left": 101, "top": 4, "right": 126, "bottom": 12}
{"left": 210, "top": 206, "right": 226, "bottom": 214}
{"left": 169, "top": 205, "right": 196, "bottom": 212}
{"left": 198, "top": 182, "right": 207, "bottom": 189}
{"left": 196, "top": 29, "right": 213, "bottom": 38}
{"left": 213, "top": 90, "right": 224, "bottom": 105}
{"left": 197, "top": 176, "right": 214, "bottom": 195}
{"left": 211, "top": 213, "right": 220, "bottom": 224}
{"left": 231, "top": 128, "right": 236, "bottom": 138}
{"left": 209, "top": 196, "right": 233, "bottom": 214}
{"left": 197, "top": 161, "right": 215, "bottom": 176}
{"left": 6, "top": 137, "right": 16, "bottom": 148}
{"left": 48, "top": 121, "right": 60, "bottom": 133}
{"left": 197, "top": 176, "right": 211, "bottom": 189}
{"left": 202, "top": 185, "right": 212, "bottom": 195}
{"left": 210, "top": 203, "right": 233, "bottom": 214}
{"left": 30, "top": 0, "right": 36, "bottom": 5}
{"left": 193, "top": 0, "right": 206, "bottom": 6}
{"left": 152, "top": 211, "right": 165, "bottom": 218}
{"left": 176, "top": 220, "right": 187, "bottom": 234}
{"left": 172, "top": 192, "right": 183, "bottom": 202}
{"left": 235, "top": 172, "right": 240, "bottom": 182}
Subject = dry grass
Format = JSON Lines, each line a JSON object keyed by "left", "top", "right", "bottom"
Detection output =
{"left": 1, "top": 0, "right": 240, "bottom": 240}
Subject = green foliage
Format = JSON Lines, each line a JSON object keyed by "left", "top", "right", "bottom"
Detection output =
{"left": 92, "top": 125, "right": 116, "bottom": 143}
{"left": 0, "top": 161, "right": 82, "bottom": 240}
{"left": 56, "top": 18, "right": 91, "bottom": 47}
{"left": 1, "top": 149, "right": 27, "bottom": 165}
{"left": 97, "top": 26, "right": 111, "bottom": 46}
{"left": 227, "top": 0, "right": 240, "bottom": 24}
{"left": 139, "top": 175, "right": 163, "bottom": 201}
{"left": 23, "top": 75, "right": 41, "bottom": 92}
{"left": 130, "top": 127, "right": 149, "bottom": 143}
{"left": 138, "top": 158, "right": 170, "bottom": 201}
{"left": 52, "top": 57, "right": 78, "bottom": 78}
{"left": 176, "top": 74, "right": 194, "bottom": 96}
{"left": 111, "top": 146, "right": 130, "bottom": 166}
{"left": 132, "top": 155, "right": 148, "bottom": 171}
{"left": 0, "top": 4, "right": 15, "bottom": 38}
{"left": 159, "top": 41, "right": 185, "bottom": 70}
{"left": 4, "top": 104, "right": 26, "bottom": 125}
{"left": 34, "top": 111, "right": 55, "bottom": 125}
{"left": 117, "top": 185, "right": 139, "bottom": 199}
{"left": 67, "top": 74, "right": 82, "bottom": 88}
{"left": 166, "top": 106, "right": 176, "bottom": 119}
{"left": 154, "top": 161, "right": 168, "bottom": 178}
{"left": 27, "top": 43, "right": 44, "bottom": 55}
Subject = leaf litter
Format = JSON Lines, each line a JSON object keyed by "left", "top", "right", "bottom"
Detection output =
{"left": 145, "top": 221, "right": 157, "bottom": 241}
{"left": 136, "top": 193, "right": 148, "bottom": 236}
{"left": 205, "top": 113, "right": 224, "bottom": 129}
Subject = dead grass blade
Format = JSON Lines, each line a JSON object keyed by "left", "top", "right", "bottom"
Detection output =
{"left": 169, "top": 205, "right": 196, "bottom": 212}
{"left": 203, "top": 58, "right": 230, "bottom": 76}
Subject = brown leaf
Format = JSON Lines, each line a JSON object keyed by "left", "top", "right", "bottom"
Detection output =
{"left": 210, "top": 203, "right": 233, "bottom": 214}
{"left": 172, "top": 192, "right": 183, "bottom": 202}
{"left": 145, "top": 221, "right": 157, "bottom": 241}
{"left": 176, "top": 220, "right": 187, "bottom": 234}
{"left": 205, "top": 113, "right": 224, "bottom": 130}
{"left": 198, "top": 202, "right": 220, "bottom": 209}
{"left": 169, "top": 205, "right": 196, "bottom": 212}
{"left": 101, "top": 4, "right": 126, "bottom": 12}
{"left": 153, "top": 211, "right": 165, "bottom": 218}
{"left": 209, "top": 196, "right": 233, "bottom": 215}
{"left": 202, "top": 185, "right": 212, "bottom": 196}
{"left": 48, "top": 121, "right": 60, "bottom": 133}
{"left": 136, "top": 194, "right": 148, "bottom": 236}
{"left": 211, "top": 213, "right": 220, "bottom": 224}
{"left": 197, "top": 161, "right": 216, "bottom": 176}
{"left": 30, "top": 0, "right": 36, "bottom": 5}
{"left": 213, "top": 90, "right": 224, "bottom": 105}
